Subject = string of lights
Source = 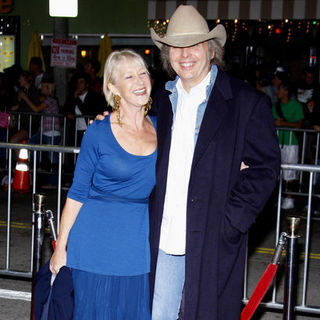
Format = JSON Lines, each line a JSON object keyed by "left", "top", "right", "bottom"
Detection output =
{"left": 147, "top": 19, "right": 320, "bottom": 44}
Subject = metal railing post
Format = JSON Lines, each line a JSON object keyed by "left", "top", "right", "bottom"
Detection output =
{"left": 283, "top": 216, "right": 301, "bottom": 320}
{"left": 32, "top": 193, "right": 47, "bottom": 276}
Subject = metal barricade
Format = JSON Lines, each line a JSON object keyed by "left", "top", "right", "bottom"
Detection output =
{"left": 0, "top": 142, "right": 79, "bottom": 278}
{"left": 243, "top": 163, "right": 320, "bottom": 316}
{"left": 0, "top": 111, "right": 95, "bottom": 172}
{"left": 1, "top": 141, "right": 320, "bottom": 317}
{"left": 1, "top": 110, "right": 93, "bottom": 145}
{"left": 276, "top": 127, "right": 320, "bottom": 191}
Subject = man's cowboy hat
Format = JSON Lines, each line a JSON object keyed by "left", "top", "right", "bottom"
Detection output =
{"left": 150, "top": 5, "right": 227, "bottom": 49}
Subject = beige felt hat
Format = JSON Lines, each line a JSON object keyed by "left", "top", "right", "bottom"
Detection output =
{"left": 150, "top": 5, "right": 227, "bottom": 49}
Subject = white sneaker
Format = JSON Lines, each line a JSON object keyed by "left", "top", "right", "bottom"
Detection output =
{"left": 1, "top": 175, "right": 8, "bottom": 186}
{"left": 313, "top": 210, "right": 320, "bottom": 216}
{"left": 281, "top": 197, "right": 295, "bottom": 210}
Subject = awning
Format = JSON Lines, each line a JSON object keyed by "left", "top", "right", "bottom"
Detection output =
{"left": 148, "top": 0, "right": 320, "bottom": 20}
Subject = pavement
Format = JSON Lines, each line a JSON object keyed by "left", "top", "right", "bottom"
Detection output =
{"left": 0, "top": 188, "right": 320, "bottom": 319}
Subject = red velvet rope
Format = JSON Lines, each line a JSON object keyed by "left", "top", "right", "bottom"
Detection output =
{"left": 241, "top": 263, "right": 278, "bottom": 320}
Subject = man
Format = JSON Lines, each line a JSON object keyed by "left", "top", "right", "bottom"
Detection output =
{"left": 149, "top": 5, "right": 280, "bottom": 319}
{"left": 84, "top": 58, "right": 103, "bottom": 94}
{"left": 29, "top": 56, "right": 45, "bottom": 90}
{"left": 296, "top": 67, "right": 320, "bottom": 113}
{"left": 264, "top": 66, "right": 288, "bottom": 105}
{"left": 64, "top": 72, "right": 106, "bottom": 147}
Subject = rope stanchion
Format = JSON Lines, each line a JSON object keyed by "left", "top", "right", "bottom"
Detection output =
{"left": 241, "top": 233, "right": 287, "bottom": 320}
{"left": 283, "top": 216, "right": 301, "bottom": 320}
{"left": 30, "top": 194, "right": 58, "bottom": 320}
{"left": 45, "top": 209, "right": 57, "bottom": 250}
{"left": 31, "top": 193, "right": 47, "bottom": 320}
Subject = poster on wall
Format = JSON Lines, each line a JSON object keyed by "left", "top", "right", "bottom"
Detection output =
{"left": 51, "top": 38, "right": 77, "bottom": 68}
{"left": 0, "top": 35, "right": 15, "bottom": 72}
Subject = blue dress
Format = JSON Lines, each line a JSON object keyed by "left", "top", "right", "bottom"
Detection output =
{"left": 66, "top": 115, "right": 157, "bottom": 319}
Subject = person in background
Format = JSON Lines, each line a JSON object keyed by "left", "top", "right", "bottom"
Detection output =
{"left": 272, "top": 82, "right": 304, "bottom": 210}
{"left": 0, "top": 72, "right": 16, "bottom": 111}
{"left": 22, "top": 74, "right": 61, "bottom": 148}
{"left": 296, "top": 67, "right": 320, "bottom": 115}
{"left": 148, "top": 5, "right": 280, "bottom": 320}
{"left": 50, "top": 49, "right": 156, "bottom": 319}
{"left": 63, "top": 72, "right": 106, "bottom": 147}
{"left": 0, "top": 65, "right": 23, "bottom": 183}
{"left": 295, "top": 67, "right": 320, "bottom": 163}
{"left": 29, "top": 57, "right": 45, "bottom": 90}
{"left": 0, "top": 72, "right": 16, "bottom": 167}
{"left": 84, "top": 58, "right": 103, "bottom": 94}
{"left": 20, "top": 74, "right": 61, "bottom": 187}
{"left": 264, "top": 66, "right": 289, "bottom": 105}
{"left": 9, "top": 71, "right": 41, "bottom": 145}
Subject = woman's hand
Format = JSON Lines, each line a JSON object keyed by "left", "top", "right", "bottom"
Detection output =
{"left": 50, "top": 246, "right": 67, "bottom": 274}
{"left": 49, "top": 198, "right": 83, "bottom": 274}
{"left": 18, "top": 90, "right": 27, "bottom": 101}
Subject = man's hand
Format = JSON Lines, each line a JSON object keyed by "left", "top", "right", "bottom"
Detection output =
{"left": 274, "top": 118, "right": 283, "bottom": 127}
{"left": 314, "top": 125, "right": 320, "bottom": 132}
{"left": 74, "top": 88, "right": 84, "bottom": 99}
{"left": 240, "top": 161, "right": 249, "bottom": 171}
{"left": 307, "top": 100, "right": 315, "bottom": 113}
{"left": 89, "top": 111, "right": 109, "bottom": 125}
{"left": 67, "top": 112, "right": 75, "bottom": 120}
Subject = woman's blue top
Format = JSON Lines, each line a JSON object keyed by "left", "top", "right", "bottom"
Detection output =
{"left": 66, "top": 115, "right": 157, "bottom": 276}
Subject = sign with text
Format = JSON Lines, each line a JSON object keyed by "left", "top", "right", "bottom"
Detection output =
{"left": 50, "top": 38, "right": 77, "bottom": 68}
{"left": 0, "top": 0, "right": 14, "bottom": 13}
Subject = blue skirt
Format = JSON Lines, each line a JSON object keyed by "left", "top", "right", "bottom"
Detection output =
{"left": 72, "top": 269, "right": 151, "bottom": 320}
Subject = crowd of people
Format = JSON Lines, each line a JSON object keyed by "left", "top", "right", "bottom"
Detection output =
{"left": 250, "top": 64, "right": 320, "bottom": 209}
{"left": 0, "top": 56, "right": 110, "bottom": 185}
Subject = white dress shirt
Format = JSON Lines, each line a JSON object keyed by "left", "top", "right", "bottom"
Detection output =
{"left": 75, "top": 91, "right": 88, "bottom": 131}
{"left": 159, "top": 72, "right": 211, "bottom": 255}
{"left": 35, "top": 73, "right": 44, "bottom": 89}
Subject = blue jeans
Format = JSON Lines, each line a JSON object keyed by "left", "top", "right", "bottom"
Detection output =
{"left": 28, "top": 132, "right": 61, "bottom": 164}
{"left": 152, "top": 249, "right": 185, "bottom": 320}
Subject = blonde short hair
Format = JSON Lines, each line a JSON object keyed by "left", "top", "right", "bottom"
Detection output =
{"left": 103, "top": 49, "right": 149, "bottom": 108}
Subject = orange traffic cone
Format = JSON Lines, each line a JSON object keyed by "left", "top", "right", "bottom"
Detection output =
{"left": 12, "top": 140, "right": 30, "bottom": 193}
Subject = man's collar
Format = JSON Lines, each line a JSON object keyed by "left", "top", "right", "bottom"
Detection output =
{"left": 165, "top": 65, "right": 218, "bottom": 93}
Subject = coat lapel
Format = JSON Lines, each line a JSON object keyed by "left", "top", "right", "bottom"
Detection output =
{"left": 157, "top": 93, "right": 172, "bottom": 167}
{"left": 155, "top": 91, "right": 173, "bottom": 208}
{"left": 191, "top": 70, "right": 233, "bottom": 170}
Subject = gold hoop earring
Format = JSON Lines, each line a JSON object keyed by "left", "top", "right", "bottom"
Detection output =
{"left": 113, "top": 94, "right": 122, "bottom": 125}
{"left": 144, "top": 97, "right": 152, "bottom": 116}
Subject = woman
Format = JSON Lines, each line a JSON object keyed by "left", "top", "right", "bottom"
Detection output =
{"left": 20, "top": 74, "right": 61, "bottom": 165}
{"left": 9, "top": 71, "right": 41, "bottom": 144}
{"left": 50, "top": 49, "right": 157, "bottom": 319}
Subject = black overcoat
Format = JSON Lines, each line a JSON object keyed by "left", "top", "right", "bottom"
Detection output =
{"left": 149, "top": 68, "right": 281, "bottom": 319}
